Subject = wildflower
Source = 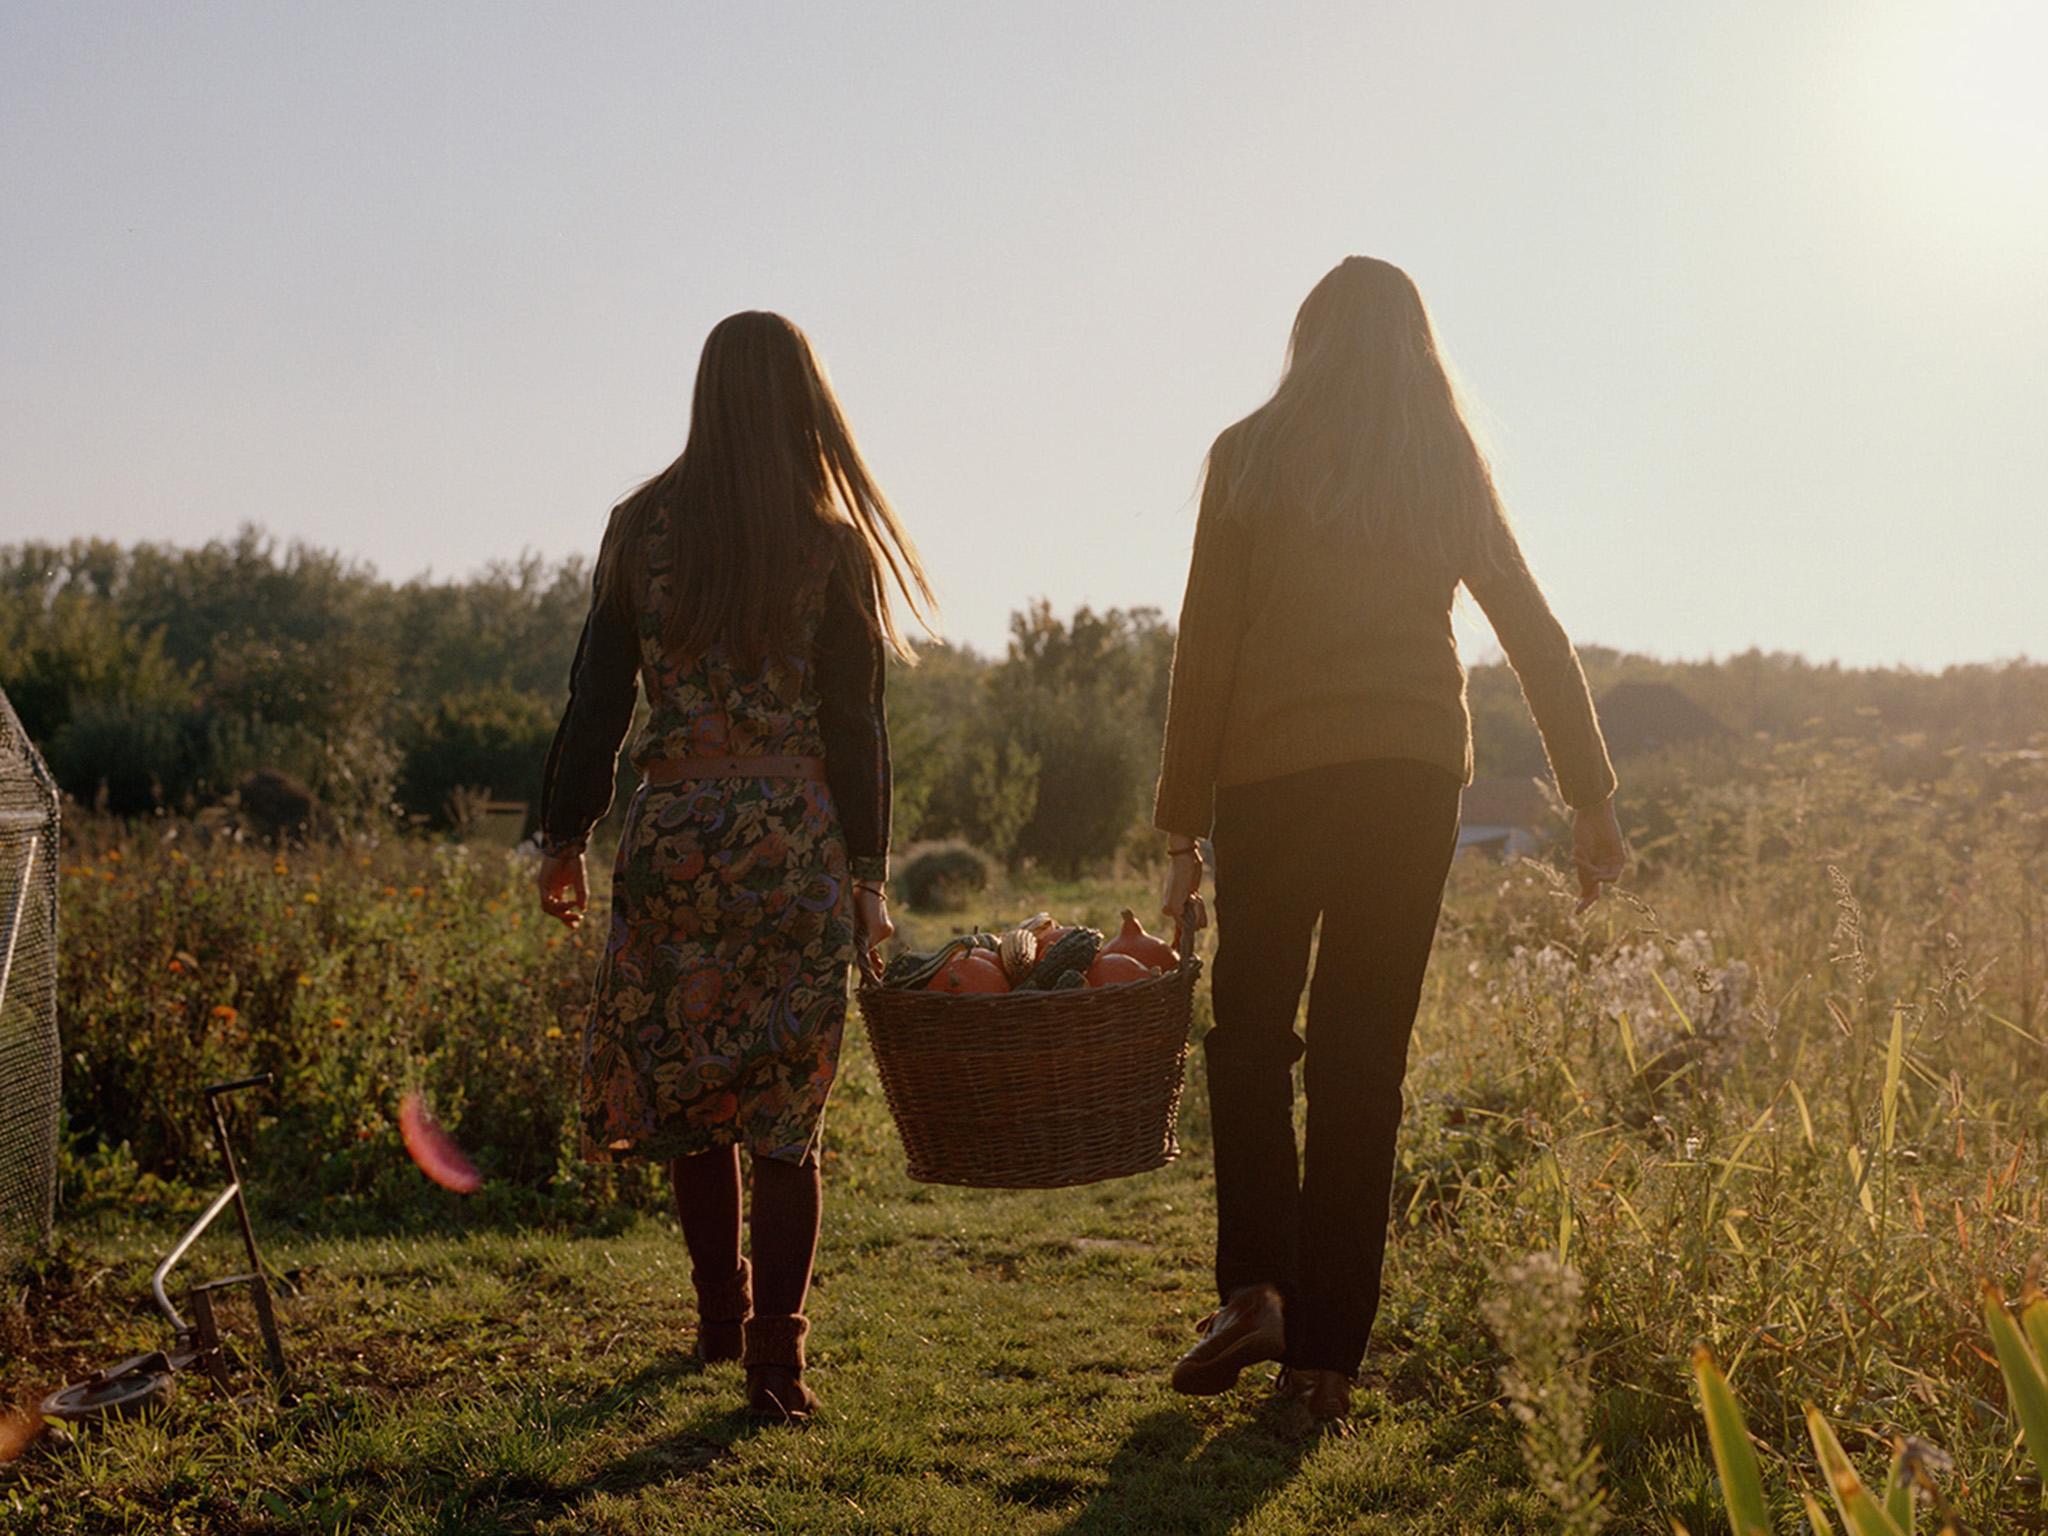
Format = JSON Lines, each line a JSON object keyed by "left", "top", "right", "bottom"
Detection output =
{"left": 303, "top": 891, "right": 319, "bottom": 905}
{"left": 106, "top": 848, "right": 123, "bottom": 863}
{"left": 382, "top": 886, "right": 398, "bottom": 898}
{"left": 296, "top": 976, "right": 313, "bottom": 988}
{"left": 167, "top": 959, "right": 184, "bottom": 975}
{"left": 211, "top": 1005, "right": 238, "bottom": 1025}
{"left": 408, "top": 885, "right": 427, "bottom": 899}
{"left": 330, "top": 1017, "right": 348, "bottom": 1030}
{"left": 273, "top": 858, "right": 288, "bottom": 876}
{"left": 1483, "top": 1253, "right": 1607, "bottom": 1534}
{"left": 545, "top": 1026, "right": 564, "bottom": 1040}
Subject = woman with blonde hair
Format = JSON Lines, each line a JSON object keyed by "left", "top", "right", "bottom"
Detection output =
{"left": 1155, "top": 257, "right": 1626, "bottom": 1423}
{"left": 537, "top": 311, "right": 932, "bottom": 1422}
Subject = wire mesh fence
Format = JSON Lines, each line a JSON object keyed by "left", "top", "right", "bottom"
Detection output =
{"left": 0, "top": 686, "right": 60, "bottom": 1268}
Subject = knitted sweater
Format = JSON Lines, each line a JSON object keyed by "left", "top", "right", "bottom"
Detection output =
{"left": 1152, "top": 453, "right": 1616, "bottom": 836}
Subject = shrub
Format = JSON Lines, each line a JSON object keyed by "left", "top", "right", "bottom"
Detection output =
{"left": 896, "top": 841, "right": 991, "bottom": 912}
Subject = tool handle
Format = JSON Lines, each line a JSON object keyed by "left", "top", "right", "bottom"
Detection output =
{"left": 204, "top": 1072, "right": 273, "bottom": 1099}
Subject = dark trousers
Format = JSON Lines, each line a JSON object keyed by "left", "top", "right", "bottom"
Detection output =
{"left": 1206, "top": 758, "right": 1462, "bottom": 1375}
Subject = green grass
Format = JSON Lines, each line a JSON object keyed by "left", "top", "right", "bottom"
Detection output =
{"left": 4, "top": 1023, "right": 1539, "bottom": 1535}
{"left": 8, "top": 737, "right": 2048, "bottom": 1532}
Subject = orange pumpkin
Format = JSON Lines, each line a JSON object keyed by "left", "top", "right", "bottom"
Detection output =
{"left": 933, "top": 951, "right": 1010, "bottom": 994}
{"left": 1103, "top": 908, "right": 1177, "bottom": 971}
{"left": 1086, "top": 952, "right": 1151, "bottom": 988}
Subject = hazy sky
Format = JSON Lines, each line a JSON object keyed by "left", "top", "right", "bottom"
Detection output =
{"left": 3, "top": 1, "right": 2043, "bottom": 666}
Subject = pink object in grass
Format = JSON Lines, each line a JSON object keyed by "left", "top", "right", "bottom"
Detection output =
{"left": 398, "top": 1092, "right": 482, "bottom": 1194}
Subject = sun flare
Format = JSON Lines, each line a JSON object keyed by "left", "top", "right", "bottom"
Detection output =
{"left": 1844, "top": 1, "right": 2048, "bottom": 253}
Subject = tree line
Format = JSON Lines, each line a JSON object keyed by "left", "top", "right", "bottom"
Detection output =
{"left": 4, "top": 529, "right": 2044, "bottom": 869}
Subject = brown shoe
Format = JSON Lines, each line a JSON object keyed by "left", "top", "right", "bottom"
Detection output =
{"left": 744, "top": 1314, "right": 819, "bottom": 1424}
{"left": 746, "top": 1364, "right": 821, "bottom": 1423}
{"left": 1277, "top": 1366, "right": 1353, "bottom": 1427}
{"left": 1171, "top": 1284, "right": 1285, "bottom": 1395}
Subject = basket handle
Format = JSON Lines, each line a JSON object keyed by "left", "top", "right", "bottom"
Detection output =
{"left": 1174, "top": 896, "right": 1208, "bottom": 961}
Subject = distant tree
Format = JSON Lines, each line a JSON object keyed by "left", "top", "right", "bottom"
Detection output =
{"left": 397, "top": 687, "right": 558, "bottom": 826}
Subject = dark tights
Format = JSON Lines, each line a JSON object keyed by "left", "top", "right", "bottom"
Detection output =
{"left": 669, "top": 1146, "right": 821, "bottom": 1318}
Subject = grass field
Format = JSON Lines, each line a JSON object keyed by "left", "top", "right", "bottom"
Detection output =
{"left": 6, "top": 737, "right": 2048, "bottom": 1533}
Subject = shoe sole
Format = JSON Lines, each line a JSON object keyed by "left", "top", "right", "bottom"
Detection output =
{"left": 1170, "top": 1324, "right": 1286, "bottom": 1396}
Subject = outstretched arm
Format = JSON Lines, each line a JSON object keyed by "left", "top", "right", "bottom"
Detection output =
{"left": 1464, "top": 514, "right": 1624, "bottom": 906}
{"left": 537, "top": 514, "right": 640, "bottom": 925}
{"left": 1463, "top": 514, "right": 1616, "bottom": 810}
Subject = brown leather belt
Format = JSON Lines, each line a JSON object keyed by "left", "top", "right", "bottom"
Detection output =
{"left": 642, "top": 753, "right": 828, "bottom": 785}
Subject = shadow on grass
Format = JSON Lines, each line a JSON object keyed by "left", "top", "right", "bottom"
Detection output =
{"left": 259, "top": 1350, "right": 758, "bottom": 1534}
{"left": 1047, "top": 1398, "right": 1315, "bottom": 1536}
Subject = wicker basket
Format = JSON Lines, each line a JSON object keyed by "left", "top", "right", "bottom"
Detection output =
{"left": 856, "top": 926, "right": 1201, "bottom": 1189}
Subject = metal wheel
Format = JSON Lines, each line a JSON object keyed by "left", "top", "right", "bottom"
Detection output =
{"left": 41, "top": 1353, "right": 177, "bottom": 1422}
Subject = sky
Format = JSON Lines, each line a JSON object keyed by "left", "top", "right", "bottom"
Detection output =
{"left": 3, "top": 1, "right": 2044, "bottom": 668}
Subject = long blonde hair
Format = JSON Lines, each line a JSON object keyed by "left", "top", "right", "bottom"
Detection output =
{"left": 600, "top": 310, "right": 935, "bottom": 663}
{"left": 1213, "top": 257, "right": 1502, "bottom": 571}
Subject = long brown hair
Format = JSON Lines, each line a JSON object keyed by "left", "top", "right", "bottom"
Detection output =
{"left": 1213, "top": 257, "right": 1503, "bottom": 571}
{"left": 599, "top": 311, "right": 934, "bottom": 663}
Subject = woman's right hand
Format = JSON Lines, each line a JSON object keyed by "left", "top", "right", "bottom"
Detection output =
{"left": 853, "top": 882, "right": 894, "bottom": 973}
{"left": 1572, "top": 797, "right": 1627, "bottom": 911}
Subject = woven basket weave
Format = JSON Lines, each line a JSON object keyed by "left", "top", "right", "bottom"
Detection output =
{"left": 856, "top": 936, "right": 1201, "bottom": 1189}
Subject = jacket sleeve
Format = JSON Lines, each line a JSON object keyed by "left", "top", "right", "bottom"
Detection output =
{"left": 539, "top": 514, "right": 641, "bottom": 853}
{"left": 1462, "top": 513, "right": 1617, "bottom": 809}
{"left": 1153, "top": 446, "right": 1253, "bottom": 837}
{"left": 814, "top": 544, "right": 892, "bottom": 882}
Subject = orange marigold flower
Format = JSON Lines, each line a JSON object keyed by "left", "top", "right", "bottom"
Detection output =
{"left": 408, "top": 886, "right": 427, "bottom": 899}
{"left": 211, "top": 1005, "right": 238, "bottom": 1023}
{"left": 302, "top": 892, "right": 319, "bottom": 905}
{"left": 330, "top": 1017, "right": 348, "bottom": 1030}
{"left": 167, "top": 959, "right": 184, "bottom": 974}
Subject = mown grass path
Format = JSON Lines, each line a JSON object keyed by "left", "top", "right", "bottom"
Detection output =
{"left": 6, "top": 1021, "right": 1538, "bottom": 1536}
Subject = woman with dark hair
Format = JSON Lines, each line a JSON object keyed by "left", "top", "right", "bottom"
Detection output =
{"left": 537, "top": 311, "right": 933, "bottom": 1423}
{"left": 1154, "top": 257, "right": 1626, "bottom": 1424}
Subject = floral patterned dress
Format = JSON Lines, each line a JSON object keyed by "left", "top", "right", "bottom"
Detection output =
{"left": 539, "top": 509, "right": 890, "bottom": 1167}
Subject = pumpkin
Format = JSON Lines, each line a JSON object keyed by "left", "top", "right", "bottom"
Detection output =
{"left": 1086, "top": 952, "right": 1150, "bottom": 988}
{"left": 1103, "top": 908, "right": 1178, "bottom": 971}
{"left": 932, "top": 950, "right": 1010, "bottom": 994}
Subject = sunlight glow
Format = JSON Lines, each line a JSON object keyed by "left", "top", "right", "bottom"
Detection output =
{"left": 1843, "top": 1, "right": 2048, "bottom": 259}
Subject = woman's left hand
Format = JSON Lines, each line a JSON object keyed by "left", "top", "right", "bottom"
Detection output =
{"left": 1572, "top": 797, "right": 1627, "bottom": 912}
{"left": 538, "top": 847, "right": 589, "bottom": 928}
{"left": 1159, "top": 836, "right": 1209, "bottom": 935}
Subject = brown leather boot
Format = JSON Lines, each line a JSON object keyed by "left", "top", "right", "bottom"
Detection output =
{"left": 694, "top": 1259, "right": 751, "bottom": 1365}
{"left": 744, "top": 1314, "right": 820, "bottom": 1423}
{"left": 1170, "top": 1283, "right": 1286, "bottom": 1395}
{"left": 1276, "top": 1366, "right": 1354, "bottom": 1428}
